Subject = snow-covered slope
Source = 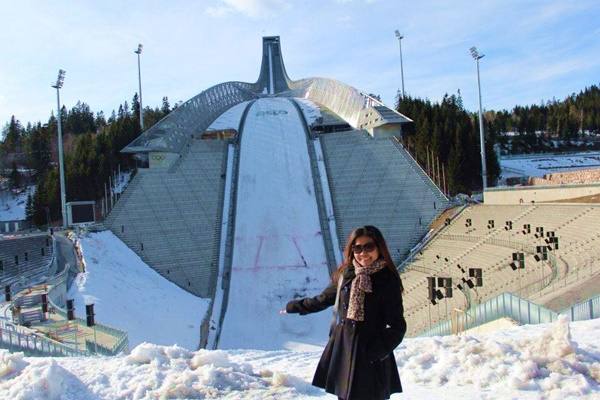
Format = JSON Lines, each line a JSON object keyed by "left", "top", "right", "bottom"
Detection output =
{"left": 206, "top": 101, "right": 251, "bottom": 131}
{"left": 1, "top": 317, "right": 598, "bottom": 399}
{"left": 0, "top": 186, "right": 34, "bottom": 222}
{"left": 219, "top": 97, "right": 331, "bottom": 351}
{"left": 67, "top": 231, "right": 210, "bottom": 349}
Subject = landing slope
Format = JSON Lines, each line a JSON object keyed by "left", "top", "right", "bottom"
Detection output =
{"left": 219, "top": 97, "right": 331, "bottom": 350}
{"left": 68, "top": 231, "right": 209, "bottom": 349}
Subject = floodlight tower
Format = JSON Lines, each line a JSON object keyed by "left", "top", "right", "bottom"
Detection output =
{"left": 51, "top": 69, "right": 67, "bottom": 228}
{"left": 470, "top": 46, "right": 487, "bottom": 191}
{"left": 395, "top": 30, "right": 405, "bottom": 100}
{"left": 134, "top": 43, "right": 144, "bottom": 130}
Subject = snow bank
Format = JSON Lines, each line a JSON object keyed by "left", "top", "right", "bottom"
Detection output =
{"left": 67, "top": 231, "right": 210, "bottom": 350}
{"left": 0, "top": 350, "right": 27, "bottom": 379}
{"left": 113, "top": 171, "right": 131, "bottom": 195}
{"left": 398, "top": 316, "right": 600, "bottom": 399}
{"left": 0, "top": 316, "right": 598, "bottom": 399}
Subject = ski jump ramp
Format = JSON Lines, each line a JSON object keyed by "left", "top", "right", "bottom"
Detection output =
{"left": 110, "top": 36, "right": 447, "bottom": 350}
{"left": 219, "top": 98, "right": 331, "bottom": 350}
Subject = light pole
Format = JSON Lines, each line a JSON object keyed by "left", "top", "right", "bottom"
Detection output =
{"left": 51, "top": 69, "right": 68, "bottom": 228}
{"left": 134, "top": 43, "right": 144, "bottom": 130}
{"left": 395, "top": 30, "right": 405, "bottom": 100}
{"left": 470, "top": 46, "right": 487, "bottom": 191}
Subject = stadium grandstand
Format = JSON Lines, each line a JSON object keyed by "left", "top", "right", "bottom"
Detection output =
{"left": 0, "top": 234, "right": 53, "bottom": 289}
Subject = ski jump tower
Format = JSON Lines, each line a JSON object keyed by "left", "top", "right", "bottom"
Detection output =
{"left": 106, "top": 36, "right": 448, "bottom": 305}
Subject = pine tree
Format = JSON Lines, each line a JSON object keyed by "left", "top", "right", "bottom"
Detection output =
{"left": 9, "top": 161, "right": 20, "bottom": 190}
{"left": 2, "top": 116, "right": 22, "bottom": 152}
{"left": 25, "top": 192, "right": 34, "bottom": 221}
{"left": 161, "top": 97, "right": 171, "bottom": 115}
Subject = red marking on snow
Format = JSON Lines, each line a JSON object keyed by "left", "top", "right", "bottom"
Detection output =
{"left": 291, "top": 236, "right": 304, "bottom": 261}
{"left": 253, "top": 236, "right": 265, "bottom": 271}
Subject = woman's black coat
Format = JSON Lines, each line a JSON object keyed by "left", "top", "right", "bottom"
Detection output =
{"left": 286, "top": 264, "right": 406, "bottom": 400}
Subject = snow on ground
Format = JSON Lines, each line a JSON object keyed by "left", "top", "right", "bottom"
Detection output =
{"left": 67, "top": 230, "right": 209, "bottom": 350}
{"left": 219, "top": 97, "right": 331, "bottom": 351}
{"left": 295, "top": 97, "right": 322, "bottom": 126}
{"left": 500, "top": 152, "right": 600, "bottom": 179}
{"left": 113, "top": 171, "right": 132, "bottom": 195}
{"left": 1, "top": 316, "right": 599, "bottom": 399}
{"left": 206, "top": 101, "right": 252, "bottom": 131}
{"left": 0, "top": 186, "right": 34, "bottom": 221}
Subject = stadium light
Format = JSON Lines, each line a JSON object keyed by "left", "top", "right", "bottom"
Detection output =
{"left": 470, "top": 46, "right": 487, "bottom": 191}
{"left": 134, "top": 43, "right": 144, "bottom": 130}
{"left": 395, "top": 30, "right": 405, "bottom": 100}
{"left": 51, "top": 69, "right": 68, "bottom": 229}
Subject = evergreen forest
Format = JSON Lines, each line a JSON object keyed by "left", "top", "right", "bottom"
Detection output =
{"left": 1, "top": 83, "right": 600, "bottom": 226}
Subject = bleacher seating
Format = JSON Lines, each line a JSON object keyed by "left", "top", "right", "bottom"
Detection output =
{"left": 320, "top": 130, "right": 448, "bottom": 263}
{"left": 401, "top": 203, "right": 600, "bottom": 336}
{"left": 0, "top": 234, "right": 53, "bottom": 287}
{"left": 105, "top": 139, "right": 228, "bottom": 297}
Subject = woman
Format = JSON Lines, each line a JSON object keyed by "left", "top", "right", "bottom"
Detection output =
{"left": 283, "top": 225, "right": 406, "bottom": 400}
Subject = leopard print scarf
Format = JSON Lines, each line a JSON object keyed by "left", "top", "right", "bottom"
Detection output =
{"left": 346, "top": 259, "right": 386, "bottom": 321}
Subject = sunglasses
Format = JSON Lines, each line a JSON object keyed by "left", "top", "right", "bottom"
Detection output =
{"left": 352, "top": 242, "right": 377, "bottom": 254}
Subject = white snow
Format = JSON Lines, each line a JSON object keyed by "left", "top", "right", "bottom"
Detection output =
{"left": 500, "top": 152, "right": 600, "bottom": 180}
{"left": 0, "top": 186, "right": 34, "bottom": 222}
{"left": 1, "top": 316, "right": 599, "bottom": 399}
{"left": 295, "top": 98, "right": 322, "bottom": 126}
{"left": 206, "top": 101, "right": 251, "bottom": 131}
{"left": 219, "top": 97, "right": 331, "bottom": 351}
{"left": 67, "top": 230, "right": 210, "bottom": 350}
{"left": 112, "top": 171, "right": 131, "bottom": 195}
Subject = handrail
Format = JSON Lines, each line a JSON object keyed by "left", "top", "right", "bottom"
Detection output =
{"left": 46, "top": 261, "right": 129, "bottom": 355}
{"left": 0, "top": 317, "right": 89, "bottom": 357}
{"left": 391, "top": 137, "right": 448, "bottom": 201}
{"left": 418, "top": 291, "right": 600, "bottom": 337}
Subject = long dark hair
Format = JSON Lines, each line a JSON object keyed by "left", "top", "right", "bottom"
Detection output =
{"left": 332, "top": 225, "right": 400, "bottom": 283}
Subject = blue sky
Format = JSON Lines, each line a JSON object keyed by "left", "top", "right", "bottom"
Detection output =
{"left": 1, "top": 0, "right": 599, "bottom": 129}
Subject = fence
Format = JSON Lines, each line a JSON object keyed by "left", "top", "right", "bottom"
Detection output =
{"left": 419, "top": 291, "right": 600, "bottom": 337}
{"left": 0, "top": 319, "right": 89, "bottom": 357}
{"left": 46, "top": 258, "right": 129, "bottom": 355}
{"left": 561, "top": 295, "right": 600, "bottom": 321}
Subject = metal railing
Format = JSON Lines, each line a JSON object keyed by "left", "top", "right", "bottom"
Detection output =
{"left": 419, "top": 291, "right": 600, "bottom": 337}
{"left": 46, "top": 261, "right": 129, "bottom": 355}
{"left": 0, "top": 318, "right": 89, "bottom": 357}
{"left": 391, "top": 138, "right": 449, "bottom": 201}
